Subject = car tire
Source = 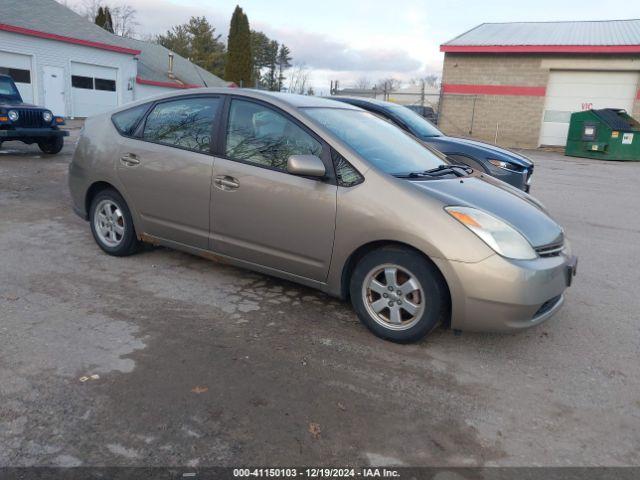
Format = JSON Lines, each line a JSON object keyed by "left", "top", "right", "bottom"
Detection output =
{"left": 37, "top": 136, "right": 64, "bottom": 154}
{"left": 349, "top": 246, "right": 448, "bottom": 343}
{"left": 89, "top": 189, "right": 140, "bottom": 257}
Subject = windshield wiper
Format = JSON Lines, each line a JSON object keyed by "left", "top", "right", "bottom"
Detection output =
{"left": 398, "top": 164, "right": 473, "bottom": 178}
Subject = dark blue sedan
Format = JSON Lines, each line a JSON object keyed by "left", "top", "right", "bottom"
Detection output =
{"left": 331, "top": 97, "right": 534, "bottom": 192}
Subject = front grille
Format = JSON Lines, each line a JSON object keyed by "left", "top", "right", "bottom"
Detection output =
{"left": 535, "top": 241, "right": 564, "bottom": 258}
{"left": 533, "top": 295, "right": 562, "bottom": 318}
{"left": 15, "top": 109, "right": 46, "bottom": 128}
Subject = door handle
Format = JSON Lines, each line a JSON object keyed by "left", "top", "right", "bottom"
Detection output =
{"left": 214, "top": 176, "right": 240, "bottom": 191}
{"left": 120, "top": 153, "right": 140, "bottom": 166}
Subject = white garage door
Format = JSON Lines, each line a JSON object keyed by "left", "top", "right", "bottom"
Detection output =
{"left": 539, "top": 70, "right": 639, "bottom": 146}
{"left": 71, "top": 62, "right": 118, "bottom": 117}
{"left": 0, "top": 50, "right": 34, "bottom": 103}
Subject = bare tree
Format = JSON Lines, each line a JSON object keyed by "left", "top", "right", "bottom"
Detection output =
{"left": 377, "top": 77, "right": 400, "bottom": 92}
{"left": 110, "top": 4, "right": 138, "bottom": 38}
{"left": 287, "top": 64, "right": 310, "bottom": 94}
{"left": 354, "top": 76, "right": 372, "bottom": 90}
{"left": 77, "top": 0, "right": 102, "bottom": 19}
{"left": 65, "top": 0, "right": 138, "bottom": 38}
{"left": 412, "top": 74, "right": 440, "bottom": 88}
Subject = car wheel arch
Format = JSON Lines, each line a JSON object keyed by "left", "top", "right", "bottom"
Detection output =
{"left": 85, "top": 181, "right": 117, "bottom": 214}
{"left": 339, "top": 240, "right": 452, "bottom": 326}
{"left": 446, "top": 153, "right": 489, "bottom": 173}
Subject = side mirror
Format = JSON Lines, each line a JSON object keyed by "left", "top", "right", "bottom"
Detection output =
{"left": 287, "top": 154, "right": 326, "bottom": 177}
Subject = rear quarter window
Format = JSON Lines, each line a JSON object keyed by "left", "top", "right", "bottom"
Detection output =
{"left": 112, "top": 104, "right": 149, "bottom": 136}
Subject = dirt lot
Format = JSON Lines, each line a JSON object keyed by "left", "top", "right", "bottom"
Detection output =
{"left": 1, "top": 133, "right": 639, "bottom": 468}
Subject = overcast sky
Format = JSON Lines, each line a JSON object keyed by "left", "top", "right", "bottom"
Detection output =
{"left": 63, "top": 0, "right": 640, "bottom": 93}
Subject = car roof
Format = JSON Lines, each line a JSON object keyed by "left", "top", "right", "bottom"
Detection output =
{"left": 251, "top": 90, "right": 360, "bottom": 109}
{"left": 111, "top": 88, "right": 362, "bottom": 115}
{"left": 330, "top": 96, "right": 400, "bottom": 109}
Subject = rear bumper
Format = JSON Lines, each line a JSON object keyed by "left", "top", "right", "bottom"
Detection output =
{"left": 434, "top": 248, "right": 577, "bottom": 332}
{"left": 0, "top": 128, "right": 69, "bottom": 140}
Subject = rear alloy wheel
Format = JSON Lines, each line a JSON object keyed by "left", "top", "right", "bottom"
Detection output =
{"left": 38, "top": 136, "right": 64, "bottom": 154}
{"left": 350, "top": 247, "right": 448, "bottom": 343}
{"left": 89, "top": 189, "right": 140, "bottom": 256}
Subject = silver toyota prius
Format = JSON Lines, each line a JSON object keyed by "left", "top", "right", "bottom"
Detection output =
{"left": 68, "top": 89, "right": 577, "bottom": 343}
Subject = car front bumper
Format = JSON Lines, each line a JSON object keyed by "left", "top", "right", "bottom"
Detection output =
{"left": 0, "top": 128, "right": 69, "bottom": 140}
{"left": 433, "top": 248, "right": 577, "bottom": 332}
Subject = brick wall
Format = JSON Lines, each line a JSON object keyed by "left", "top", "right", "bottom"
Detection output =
{"left": 439, "top": 53, "right": 640, "bottom": 149}
{"left": 439, "top": 54, "right": 548, "bottom": 148}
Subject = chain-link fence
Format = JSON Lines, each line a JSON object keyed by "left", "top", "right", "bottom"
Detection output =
{"left": 329, "top": 81, "right": 441, "bottom": 111}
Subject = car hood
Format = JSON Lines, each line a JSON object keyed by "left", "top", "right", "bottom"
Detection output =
{"left": 426, "top": 136, "right": 533, "bottom": 168}
{"left": 0, "top": 100, "right": 42, "bottom": 109}
{"left": 410, "top": 175, "right": 563, "bottom": 248}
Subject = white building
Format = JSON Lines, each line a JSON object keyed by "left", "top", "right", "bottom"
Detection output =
{"left": 0, "top": 0, "right": 231, "bottom": 118}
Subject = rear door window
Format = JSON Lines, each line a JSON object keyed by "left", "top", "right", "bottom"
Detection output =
{"left": 143, "top": 96, "right": 222, "bottom": 153}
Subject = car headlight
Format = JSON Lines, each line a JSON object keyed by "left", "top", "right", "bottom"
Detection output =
{"left": 445, "top": 206, "right": 537, "bottom": 260}
{"left": 488, "top": 159, "right": 523, "bottom": 172}
{"left": 43, "top": 111, "right": 53, "bottom": 123}
{"left": 7, "top": 110, "right": 19, "bottom": 122}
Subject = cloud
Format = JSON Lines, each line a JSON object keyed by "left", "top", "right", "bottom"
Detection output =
{"left": 257, "top": 27, "right": 422, "bottom": 73}
{"left": 58, "top": 0, "right": 435, "bottom": 89}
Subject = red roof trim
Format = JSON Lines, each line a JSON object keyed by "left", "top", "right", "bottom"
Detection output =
{"left": 443, "top": 84, "right": 546, "bottom": 97}
{"left": 0, "top": 23, "right": 141, "bottom": 55}
{"left": 441, "top": 44, "right": 640, "bottom": 54}
{"left": 135, "top": 76, "right": 201, "bottom": 89}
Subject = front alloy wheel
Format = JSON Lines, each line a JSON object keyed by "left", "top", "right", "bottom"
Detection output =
{"left": 350, "top": 246, "right": 448, "bottom": 343}
{"left": 362, "top": 264, "right": 425, "bottom": 331}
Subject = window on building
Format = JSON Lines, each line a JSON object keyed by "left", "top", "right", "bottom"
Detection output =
{"left": 95, "top": 78, "right": 116, "bottom": 92}
{"left": 225, "top": 99, "right": 323, "bottom": 172}
{"left": 143, "top": 96, "right": 222, "bottom": 152}
{"left": 0, "top": 67, "right": 31, "bottom": 84}
{"left": 72, "top": 75, "right": 93, "bottom": 89}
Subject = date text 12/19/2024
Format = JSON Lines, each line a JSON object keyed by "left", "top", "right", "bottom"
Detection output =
{"left": 232, "top": 468, "right": 400, "bottom": 478}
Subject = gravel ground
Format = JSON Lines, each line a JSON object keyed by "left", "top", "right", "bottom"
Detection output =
{"left": 0, "top": 134, "right": 639, "bottom": 467}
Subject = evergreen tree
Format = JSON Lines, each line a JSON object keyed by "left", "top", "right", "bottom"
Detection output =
{"left": 265, "top": 40, "right": 279, "bottom": 90}
{"left": 104, "top": 7, "right": 114, "bottom": 34}
{"left": 157, "top": 25, "right": 191, "bottom": 59}
{"left": 276, "top": 44, "right": 292, "bottom": 91}
{"left": 187, "top": 17, "right": 226, "bottom": 78}
{"left": 157, "top": 17, "right": 226, "bottom": 78}
{"left": 251, "top": 31, "right": 279, "bottom": 90}
{"left": 225, "top": 5, "right": 253, "bottom": 86}
{"left": 250, "top": 30, "right": 270, "bottom": 87}
{"left": 95, "top": 7, "right": 106, "bottom": 31}
{"left": 95, "top": 6, "right": 114, "bottom": 34}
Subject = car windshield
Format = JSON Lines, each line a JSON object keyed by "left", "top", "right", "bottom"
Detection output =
{"left": 0, "top": 77, "right": 21, "bottom": 102}
{"left": 385, "top": 104, "right": 442, "bottom": 139}
{"left": 304, "top": 108, "right": 446, "bottom": 175}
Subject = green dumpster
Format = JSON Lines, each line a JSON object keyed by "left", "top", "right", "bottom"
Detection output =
{"left": 565, "top": 109, "right": 640, "bottom": 161}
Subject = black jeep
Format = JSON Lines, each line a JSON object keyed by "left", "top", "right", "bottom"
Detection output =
{"left": 0, "top": 74, "right": 69, "bottom": 154}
